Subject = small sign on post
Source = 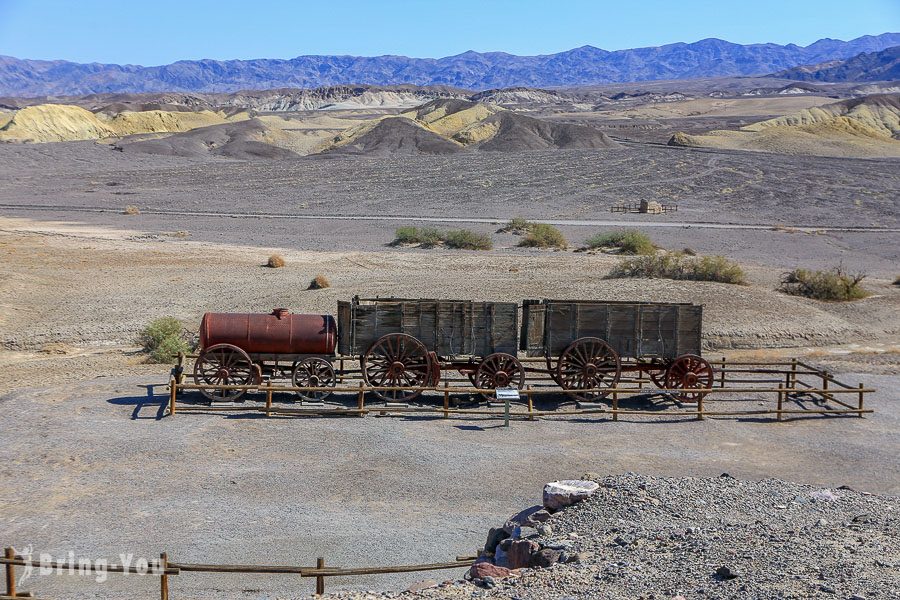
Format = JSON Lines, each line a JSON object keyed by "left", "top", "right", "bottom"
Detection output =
{"left": 495, "top": 387, "right": 520, "bottom": 428}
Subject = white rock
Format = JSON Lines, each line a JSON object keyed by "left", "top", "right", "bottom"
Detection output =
{"left": 543, "top": 480, "right": 600, "bottom": 511}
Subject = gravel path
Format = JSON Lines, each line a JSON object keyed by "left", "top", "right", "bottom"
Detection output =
{"left": 329, "top": 473, "right": 900, "bottom": 599}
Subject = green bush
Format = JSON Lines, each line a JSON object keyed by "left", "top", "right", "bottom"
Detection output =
{"left": 140, "top": 316, "right": 191, "bottom": 363}
{"left": 779, "top": 267, "right": 870, "bottom": 301}
{"left": 500, "top": 217, "right": 533, "bottom": 234}
{"left": 607, "top": 252, "right": 746, "bottom": 285}
{"left": 392, "top": 226, "right": 491, "bottom": 250}
{"left": 584, "top": 229, "right": 655, "bottom": 255}
{"left": 518, "top": 223, "right": 567, "bottom": 249}
{"left": 893, "top": 275, "right": 900, "bottom": 286}
{"left": 444, "top": 229, "right": 493, "bottom": 250}
{"left": 392, "top": 226, "right": 443, "bottom": 247}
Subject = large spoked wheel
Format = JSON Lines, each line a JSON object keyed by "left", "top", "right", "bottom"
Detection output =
{"left": 292, "top": 357, "right": 336, "bottom": 402}
{"left": 645, "top": 358, "right": 669, "bottom": 389}
{"left": 362, "top": 333, "right": 431, "bottom": 402}
{"left": 474, "top": 352, "right": 525, "bottom": 400}
{"left": 556, "top": 337, "right": 621, "bottom": 401}
{"left": 193, "top": 343, "right": 255, "bottom": 402}
{"left": 665, "top": 354, "right": 714, "bottom": 403}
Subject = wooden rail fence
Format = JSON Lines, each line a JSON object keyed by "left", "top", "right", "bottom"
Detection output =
{"left": 1, "top": 547, "right": 475, "bottom": 599}
{"left": 167, "top": 358, "right": 873, "bottom": 422}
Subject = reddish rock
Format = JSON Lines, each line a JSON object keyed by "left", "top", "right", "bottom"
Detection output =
{"left": 507, "top": 539, "right": 540, "bottom": 569}
{"left": 468, "top": 562, "right": 513, "bottom": 580}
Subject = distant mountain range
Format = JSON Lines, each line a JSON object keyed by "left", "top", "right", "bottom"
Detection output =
{"left": 1, "top": 33, "right": 899, "bottom": 96}
{"left": 773, "top": 45, "right": 900, "bottom": 82}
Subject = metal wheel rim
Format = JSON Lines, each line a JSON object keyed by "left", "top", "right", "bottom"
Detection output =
{"left": 292, "top": 357, "right": 336, "bottom": 402}
{"left": 665, "top": 354, "right": 714, "bottom": 402}
{"left": 361, "top": 333, "right": 430, "bottom": 402}
{"left": 474, "top": 352, "right": 525, "bottom": 400}
{"left": 193, "top": 343, "right": 253, "bottom": 402}
{"left": 556, "top": 337, "right": 621, "bottom": 402}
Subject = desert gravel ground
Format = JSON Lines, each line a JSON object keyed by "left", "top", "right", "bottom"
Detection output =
{"left": 0, "top": 373, "right": 897, "bottom": 599}
{"left": 327, "top": 473, "right": 900, "bottom": 600}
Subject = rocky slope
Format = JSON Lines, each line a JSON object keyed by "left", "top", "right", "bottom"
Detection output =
{"left": 775, "top": 45, "right": 900, "bottom": 82}
{"left": 669, "top": 93, "right": 900, "bottom": 157}
{"left": 3, "top": 34, "right": 900, "bottom": 95}
{"left": 327, "top": 473, "right": 900, "bottom": 599}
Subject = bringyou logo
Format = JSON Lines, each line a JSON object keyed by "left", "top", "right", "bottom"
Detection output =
{"left": 12, "top": 546, "right": 165, "bottom": 585}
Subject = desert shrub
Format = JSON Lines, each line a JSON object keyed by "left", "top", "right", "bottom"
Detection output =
{"left": 443, "top": 229, "right": 492, "bottom": 250}
{"left": 392, "top": 226, "right": 443, "bottom": 247}
{"left": 308, "top": 274, "right": 331, "bottom": 289}
{"left": 584, "top": 229, "right": 655, "bottom": 255}
{"left": 267, "top": 254, "right": 285, "bottom": 268}
{"left": 607, "top": 252, "right": 746, "bottom": 285}
{"left": 123, "top": 205, "right": 140, "bottom": 215}
{"left": 518, "top": 223, "right": 567, "bottom": 249}
{"left": 500, "top": 218, "right": 533, "bottom": 234}
{"left": 681, "top": 247, "right": 697, "bottom": 256}
{"left": 779, "top": 267, "right": 869, "bottom": 301}
{"left": 140, "top": 317, "right": 190, "bottom": 363}
{"left": 893, "top": 275, "right": 900, "bottom": 286}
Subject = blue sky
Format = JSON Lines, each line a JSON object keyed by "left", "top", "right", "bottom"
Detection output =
{"left": 1, "top": 0, "right": 898, "bottom": 65}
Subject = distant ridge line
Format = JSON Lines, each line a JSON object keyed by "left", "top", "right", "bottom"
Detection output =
{"left": 1, "top": 33, "right": 899, "bottom": 96}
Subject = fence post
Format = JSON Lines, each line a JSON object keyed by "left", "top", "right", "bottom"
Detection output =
{"left": 4, "top": 547, "right": 15, "bottom": 598}
{"left": 858, "top": 383, "right": 865, "bottom": 418}
{"left": 790, "top": 358, "right": 798, "bottom": 388}
{"left": 160, "top": 552, "right": 169, "bottom": 600}
{"left": 526, "top": 385, "right": 534, "bottom": 421}
{"left": 719, "top": 357, "right": 726, "bottom": 388}
{"left": 315, "top": 557, "right": 325, "bottom": 595}
{"left": 696, "top": 393, "right": 704, "bottom": 421}
{"left": 443, "top": 381, "right": 449, "bottom": 419}
{"left": 612, "top": 390, "right": 618, "bottom": 422}
{"left": 358, "top": 381, "right": 365, "bottom": 415}
{"left": 169, "top": 378, "right": 177, "bottom": 416}
{"left": 777, "top": 384, "right": 783, "bottom": 422}
{"left": 822, "top": 370, "right": 830, "bottom": 402}
{"left": 265, "top": 381, "right": 273, "bottom": 417}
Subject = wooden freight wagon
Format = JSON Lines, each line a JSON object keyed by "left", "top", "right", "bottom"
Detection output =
{"left": 338, "top": 296, "right": 521, "bottom": 401}
{"left": 522, "top": 299, "right": 712, "bottom": 402}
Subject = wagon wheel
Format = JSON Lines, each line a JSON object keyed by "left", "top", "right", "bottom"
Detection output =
{"left": 362, "top": 333, "right": 431, "bottom": 402}
{"left": 474, "top": 352, "right": 525, "bottom": 400}
{"left": 665, "top": 354, "right": 714, "bottom": 403}
{"left": 193, "top": 343, "right": 255, "bottom": 402}
{"left": 556, "top": 337, "right": 621, "bottom": 401}
{"left": 645, "top": 358, "right": 669, "bottom": 388}
{"left": 291, "top": 357, "right": 336, "bottom": 402}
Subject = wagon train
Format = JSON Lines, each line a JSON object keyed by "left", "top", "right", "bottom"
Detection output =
{"left": 189, "top": 296, "right": 713, "bottom": 403}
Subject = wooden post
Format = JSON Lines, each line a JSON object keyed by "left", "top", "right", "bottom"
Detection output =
{"left": 790, "top": 358, "right": 798, "bottom": 388}
{"left": 822, "top": 371, "right": 830, "bottom": 403}
{"left": 858, "top": 383, "right": 865, "bottom": 418}
{"left": 315, "top": 557, "right": 325, "bottom": 595}
{"left": 358, "top": 381, "right": 365, "bottom": 415}
{"left": 612, "top": 390, "right": 618, "bottom": 422}
{"left": 159, "top": 552, "right": 169, "bottom": 600}
{"left": 696, "top": 393, "right": 704, "bottom": 421}
{"left": 169, "top": 378, "right": 177, "bottom": 416}
{"left": 4, "top": 547, "right": 15, "bottom": 598}
{"left": 719, "top": 357, "right": 726, "bottom": 388}
{"left": 443, "top": 380, "right": 449, "bottom": 419}
{"left": 265, "top": 381, "right": 273, "bottom": 417}
{"left": 777, "top": 384, "right": 783, "bottom": 422}
{"left": 527, "top": 385, "right": 534, "bottom": 421}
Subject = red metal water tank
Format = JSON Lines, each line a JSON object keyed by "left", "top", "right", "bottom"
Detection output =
{"left": 199, "top": 308, "right": 337, "bottom": 355}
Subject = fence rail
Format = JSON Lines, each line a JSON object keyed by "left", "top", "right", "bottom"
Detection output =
{"left": 167, "top": 357, "right": 873, "bottom": 422}
{"left": 1, "top": 548, "right": 476, "bottom": 598}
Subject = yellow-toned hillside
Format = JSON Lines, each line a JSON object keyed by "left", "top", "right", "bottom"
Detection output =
{"left": 669, "top": 95, "right": 900, "bottom": 158}
{"left": 0, "top": 104, "right": 248, "bottom": 143}
{"left": 0, "top": 105, "right": 116, "bottom": 142}
{"left": 419, "top": 104, "right": 499, "bottom": 137}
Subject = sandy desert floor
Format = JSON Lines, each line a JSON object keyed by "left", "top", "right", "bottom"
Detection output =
{"left": 0, "top": 108, "right": 898, "bottom": 597}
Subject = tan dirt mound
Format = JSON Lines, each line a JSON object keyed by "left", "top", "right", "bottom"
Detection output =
{"left": 467, "top": 111, "right": 620, "bottom": 151}
{"left": 321, "top": 117, "right": 464, "bottom": 156}
{"left": 668, "top": 93, "right": 900, "bottom": 157}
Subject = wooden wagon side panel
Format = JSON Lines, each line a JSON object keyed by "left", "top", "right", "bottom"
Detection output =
{"left": 637, "top": 304, "right": 680, "bottom": 358}
{"left": 675, "top": 305, "right": 703, "bottom": 356}
{"left": 521, "top": 300, "right": 545, "bottom": 357}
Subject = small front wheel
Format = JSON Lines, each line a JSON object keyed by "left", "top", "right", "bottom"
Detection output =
{"left": 292, "top": 357, "right": 336, "bottom": 402}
